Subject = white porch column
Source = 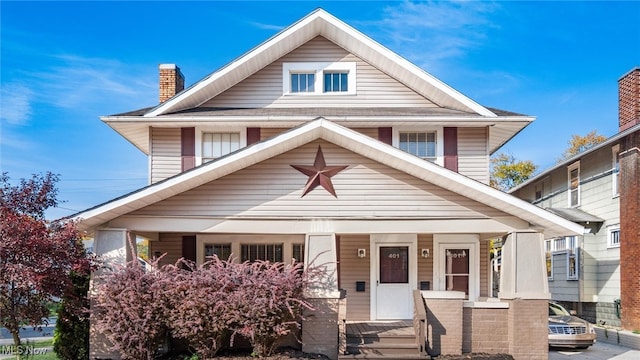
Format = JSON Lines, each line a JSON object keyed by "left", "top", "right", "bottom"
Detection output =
{"left": 90, "top": 228, "right": 134, "bottom": 360}
{"left": 302, "top": 234, "right": 340, "bottom": 359}
{"left": 498, "top": 231, "right": 549, "bottom": 300}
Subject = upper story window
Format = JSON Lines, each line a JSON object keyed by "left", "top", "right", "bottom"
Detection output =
{"left": 324, "top": 72, "right": 348, "bottom": 92}
{"left": 568, "top": 162, "right": 580, "bottom": 207}
{"left": 399, "top": 132, "right": 437, "bottom": 161}
{"left": 608, "top": 226, "right": 620, "bottom": 248}
{"left": 202, "top": 132, "right": 241, "bottom": 163}
{"left": 290, "top": 73, "right": 315, "bottom": 93}
{"left": 612, "top": 145, "right": 620, "bottom": 197}
{"left": 283, "top": 62, "right": 356, "bottom": 95}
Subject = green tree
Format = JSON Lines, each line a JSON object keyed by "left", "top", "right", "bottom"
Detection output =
{"left": 558, "top": 130, "right": 607, "bottom": 162}
{"left": 490, "top": 153, "right": 538, "bottom": 192}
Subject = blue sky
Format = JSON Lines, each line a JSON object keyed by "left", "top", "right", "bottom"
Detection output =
{"left": 1, "top": 1, "right": 639, "bottom": 219}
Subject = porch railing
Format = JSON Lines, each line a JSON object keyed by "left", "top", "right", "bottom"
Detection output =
{"left": 338, "top": 290, "right": 348, "bottom": 355}
{"left": 412, "top": 290, "right": 427, "bottom": 356}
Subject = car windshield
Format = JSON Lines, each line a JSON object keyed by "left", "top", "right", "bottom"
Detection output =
{"left": 549, "top": 302, "right": 571, "bottom": 316}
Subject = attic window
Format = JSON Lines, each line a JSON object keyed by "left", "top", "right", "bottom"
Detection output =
{"left": 283, "top": 62, "right": 356, "bottom": 95}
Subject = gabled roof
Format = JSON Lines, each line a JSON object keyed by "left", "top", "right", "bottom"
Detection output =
{"left": 75, "top": 118, "right": 582, "bottom": 238}
{"left": 144, "top": 9, "right": 496, "bottom": 118}
{"left": 509, "top": 123, "right": 640, "bottom": 193}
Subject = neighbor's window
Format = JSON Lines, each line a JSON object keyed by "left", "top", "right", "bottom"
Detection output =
{"left": 202, "top": 132, "right": 240, "bottom": 163}
{"left": 205, "top": 243, "right": 232, "bottom": 260}
{"left": 545, "top": 239, "right": 553, "bottom": 279}
{"left": 324, "top": 71, "right": 348, "bottom": 92}
{"left": 399, "top": 132, "right": 437, "bottom": 161}
{"left": 568, "top": 162, "right": 580, "bottom": 207}
{"left": 567, "top": 236, "right": 578, "bottom": 280}
{"left": 241, "top": 243, "right": 283, "bottom": 263}
{"left": 612, "top": 145, "right": 620, "bottom": 196}
{"left": 608, "top": 226, "right": 620, "bottom": 248}
{"left": 291, "top": 73, "right": 315, "bottom": 93}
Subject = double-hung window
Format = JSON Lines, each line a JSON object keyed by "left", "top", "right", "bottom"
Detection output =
{"left": 283, "top": 62, "right": 356, "bottom": 95}
{"left": 608, "top": 226, "right": 620, "bottom": 248}
{"left": 399, "top": 132, "right": 437, "bottom": 161}
{"left": 566, "top": 236, "right": 578, "bottom": 280}
{"left": 568, "top": 162, "right": 580, "bottom": 207}
{"left": 202, "top": 132, "right": 240, "bottom": 163}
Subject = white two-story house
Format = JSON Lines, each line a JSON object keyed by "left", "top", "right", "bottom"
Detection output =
{"left": 76, "top": 9, "right": 582, "bottom": 360}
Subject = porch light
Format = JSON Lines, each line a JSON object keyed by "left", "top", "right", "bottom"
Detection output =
{"left": 421, "top": 249, "right": 430, "bottom": 258}
{"left": 357, "top": 249, "right": 366, "bottom": 258}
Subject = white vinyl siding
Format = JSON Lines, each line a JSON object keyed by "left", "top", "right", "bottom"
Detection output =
{"left": 132, "top": 141, "right": 509, "bottom": 219}
{"left": 612, "top": 145, "right": 620, "bottom": 197}
{"left": 150, "top": 127, "right": 181, "bottom": 183}
{"left": 202, "top": 36, "right": 436, "bottom": 108}
{"left": 339, "top": 235, "right": 371, "bottom": 320}
{"left": 457, "top": 127, "right": 489, "bottom": 184}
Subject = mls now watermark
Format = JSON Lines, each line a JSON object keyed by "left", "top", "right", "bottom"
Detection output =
{"left": 1, "top": 344, "right": 49, "bottom": 355}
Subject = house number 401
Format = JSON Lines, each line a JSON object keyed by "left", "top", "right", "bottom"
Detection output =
{"left": 388, "top": 253, "right": 400, "bottom": 259}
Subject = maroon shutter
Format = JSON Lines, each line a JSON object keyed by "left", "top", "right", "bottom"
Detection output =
{"left": 247, "top": 127, "right": 261, "bottom": 145}
{"left": 182, "top": 236, "right": 196, "bottom": 269}
{"left": 181, "top": 127, "right": 195, "bottom": 171}
{"left": 378, "top": 127, "right": 392, "bottom": 145}
{"left": 443, "top": 127, "right": 458, "bottom": 172}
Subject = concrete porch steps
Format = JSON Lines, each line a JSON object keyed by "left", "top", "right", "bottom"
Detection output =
{"left": 340, "top": 321, "right": 425, "bottom": 359}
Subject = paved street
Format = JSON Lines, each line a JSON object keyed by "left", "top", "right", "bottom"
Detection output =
{"left": 550, "top": 341, "right": 640, "bottom": 359}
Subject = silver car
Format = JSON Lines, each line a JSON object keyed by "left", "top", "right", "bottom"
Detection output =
{"left": 548, "top": 301, "right": 596, "bottom": 348}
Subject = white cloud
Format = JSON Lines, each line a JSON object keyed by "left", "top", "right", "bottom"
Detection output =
{"left": 34, "top": 54, "right": 157, "bottom": 111}
{"left": 0, "top": 83, "right": 33, "bottom": 125}
{"left": 369, "top": 0, "right": 500, "bottom": 72}
{"left": 248, "top": 21, "right": 284, "bottom": 31}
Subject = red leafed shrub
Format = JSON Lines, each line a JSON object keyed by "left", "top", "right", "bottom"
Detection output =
{"left": 92, "top": 258, "right": 167, "bottom": 360}
{"left": 226, "top": 259, "right": 313, "bottom": 357}
{"left": 94, "top": 255, "right": 316, "bottom": 358}
{"left": 157, "top": 257, "right": 235, "bottom": 358}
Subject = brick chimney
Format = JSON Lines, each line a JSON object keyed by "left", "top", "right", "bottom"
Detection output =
{"left": 619, "top": 66, "right": 640, "bottom": 331}
{"left": 159, "top": 64, "right": 185, "bottom": 103}
{"left": 618, "top": 67, "right": 640, "bottom": 132}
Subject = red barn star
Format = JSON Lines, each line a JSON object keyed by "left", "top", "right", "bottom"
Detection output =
{"left": 291, "top": 145, "right": 348, "bottom": 198}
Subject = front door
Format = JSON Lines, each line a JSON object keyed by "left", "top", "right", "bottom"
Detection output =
{"left": 376, "top": 245, "right": 412, "bottom": 319}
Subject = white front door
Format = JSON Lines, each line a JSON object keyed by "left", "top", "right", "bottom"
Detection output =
{"left": 375, "top": 245, "right": 412, "bottom": 319}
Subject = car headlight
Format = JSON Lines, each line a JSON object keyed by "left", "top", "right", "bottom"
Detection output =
{"left": 588, "top": 324, "right": 596, "bottom": 334}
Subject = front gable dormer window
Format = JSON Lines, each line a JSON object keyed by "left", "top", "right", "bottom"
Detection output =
{"left": 283, "top": 62, "right": 356, "bottom": 95}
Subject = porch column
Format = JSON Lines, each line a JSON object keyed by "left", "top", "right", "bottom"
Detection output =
{"left": 499, "top": 232, "right": 549, "bottom": 360}
{"left": 90, "top": 228, "right": 135, "bottom": 359}
{"left": 302, "top": 234, "right": 340, "bottom": 360}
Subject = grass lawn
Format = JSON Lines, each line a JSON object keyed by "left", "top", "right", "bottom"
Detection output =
{"left": 1, "top": 339, "right": 58, "bottom": 360}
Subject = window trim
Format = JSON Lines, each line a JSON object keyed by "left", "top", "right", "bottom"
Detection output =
{"left": 393, "top": 126, "right": 444, "bottom": 166}
{"left": 282, "top": 62, "right": 356, "bottom": 96}
{"left": 433, "top": 234, "right": 479, "bottom": 301}
{"left": 608, "top": 225, "right": 621, "bottom": 248}
{"left": 612, "top": 145, "right": 620, "bottom": 197}
{"left": 195, "top": 126, "right": 246, "bottom": 166}
{"left": 568, "top": 161, "right": 581, "bottom": 207}
{"left": 196, "top": 234, "right": 304, "bottom": 264}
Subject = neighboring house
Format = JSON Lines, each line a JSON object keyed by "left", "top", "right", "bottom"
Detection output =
{"left": 510, "top": 68, "right": 640, "bottom": 330}
{"left": 76, "top": 9, "right": 582, "bottom": 360}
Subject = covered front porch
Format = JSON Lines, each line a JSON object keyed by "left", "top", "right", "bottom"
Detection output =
{"left": 92, "top": 224, "right": 551, "bottom": 360}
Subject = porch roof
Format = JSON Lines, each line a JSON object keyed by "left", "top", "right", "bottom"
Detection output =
{"left": 74, "top": 118, "right": 583, "bottom": 238}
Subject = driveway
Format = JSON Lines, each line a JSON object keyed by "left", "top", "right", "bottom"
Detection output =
{"left": 550, "top": 341, "right": 640, "bottom": 359}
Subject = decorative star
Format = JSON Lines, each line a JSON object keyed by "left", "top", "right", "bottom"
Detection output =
{"left": 291, "top": 145, "right": 348, "bottom": 198}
